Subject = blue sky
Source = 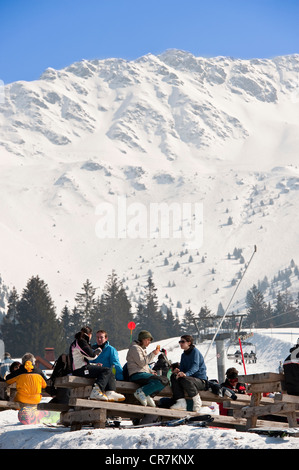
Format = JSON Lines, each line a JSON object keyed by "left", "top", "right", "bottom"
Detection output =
{"left": 0, "top": 0, "right": 298, "bottom": 83}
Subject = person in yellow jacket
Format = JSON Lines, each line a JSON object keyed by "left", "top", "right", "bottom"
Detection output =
{"left": 6, "top": 352, "right": 59, "bottom": 425}
{"left": 6, "top": 352, "right": 47, "bottom": 405}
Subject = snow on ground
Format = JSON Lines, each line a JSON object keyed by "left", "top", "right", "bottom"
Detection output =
{"left": 1, "top": 328, "right": 299, "bottom": 451}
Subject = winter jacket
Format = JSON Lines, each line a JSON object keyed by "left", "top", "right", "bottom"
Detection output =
{"left": 6, "top": 365, "right": 47, "bottom": 405}
{"left": 91, "top": 341, "right": 124, "bottom": 380}
{"left": 153, "top": 353, "right": 171, "bottom": 377}
{"left": 283, "top": 344, "right": 299, "bottom": 395}
{"left": 179, "top": 345, "right": 207, "bottom": 380}
{"left": 220, "top": 378, "right": 246, "bottom": 394}
{"left": 219, "top": 378, "right": 246, "bottom": 415}
{"left": 70, "top": 336, "right": 101, "bottom": 371}
{"left": 0, "top": 358, "right": 13, "bottom": 379}
{"left": 126, "top": 341, "right": 156, "bottom": 377}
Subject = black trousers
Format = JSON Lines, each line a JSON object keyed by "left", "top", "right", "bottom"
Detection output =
{"left": 170, "top": 373, "right": 206, "bottom": 400}
{"left": 72, "top": 364, "right": 116, "bottom": 392}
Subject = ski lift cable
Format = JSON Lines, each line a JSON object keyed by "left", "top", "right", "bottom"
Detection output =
{"left": 258, "top": 307, "right": 299, "bottom": 324}
{"left": 204, "top": 245, "right": 257, "bottom": 360}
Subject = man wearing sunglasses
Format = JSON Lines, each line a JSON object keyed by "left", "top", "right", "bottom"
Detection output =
{"left": 170, "top": 335, "right": 207, "bottom": 412}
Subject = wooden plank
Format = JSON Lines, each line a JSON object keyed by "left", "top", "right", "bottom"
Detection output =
{"left": 69, "top": 397, "right": 201, "bottom": 419}
{"left": 287, "top": 411, "right": 297, "bottom": 427}
{"left": 248, "top": 382, "right": 282, "bottom": 394}
{"left": 54, "top": 376, "right": 95, "bottom": 388}
{"left": 223, "top": 395, "right": 275, "bottom": 409}
{"left": 0, "top": 382, "right": 15, "bottom": 389}
{"left": 54, "top": 377, "right": 234, "bottom": 403}
{"left": 67, "top": 400, "right": 250, "bottom": 431}
{"left": 61, "top": 408, "right": 290, "bottom": 432}
{"left": 246, "top": 392, "right": 262, "bottom": 430}
{"left": 238, "top": 373, "right": 284, "bottom": 384}
{"left": 60, "top": 408, "right": 107, "bottom": 430}
{"left": 0, "top": 400, "right": 20, "bottom": 410}
{"left": 234, "top": 402, "right": 296, "bottom": 419}
{"left": 37, "top": 403, "right": 70, "bottom": 412}
{"left": 275, "top": 393, "right": 299, "bottom": 405}
{"left": 70, "top": 386, "right": 93, "bottom": 398}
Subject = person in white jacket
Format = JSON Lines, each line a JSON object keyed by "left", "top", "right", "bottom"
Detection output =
{"left": 126, "top": 330, "right": 168, "bottom": 407}
{"left": 70, "top": 326, "right": 125, "bottom": 402}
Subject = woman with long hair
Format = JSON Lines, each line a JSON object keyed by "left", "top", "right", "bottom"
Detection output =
{"left": 70, "top": 326, "right": 125, "bottom": 402}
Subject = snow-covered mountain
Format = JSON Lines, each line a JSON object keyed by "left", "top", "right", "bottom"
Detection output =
{"left": 0, "top": 50, "right": 299, "bottom": 315}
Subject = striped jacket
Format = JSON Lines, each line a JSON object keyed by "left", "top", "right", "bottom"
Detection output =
{"left": 283, "top": 343, "right": 299, "bottom": 395}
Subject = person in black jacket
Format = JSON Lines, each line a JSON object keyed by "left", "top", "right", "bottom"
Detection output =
{"left": 219, "top": 367, "right": 246, "bottom": 415}
{"left": 221, "top": 367, "right": 246, "bottom": 394}
{"left": 70, "top": 326, "right": 125, "bottom": 402}
{"left": 152, "top": 349, "right": 171, "bottom": 377}
{"left": 283, "top": 339, "right": 299, "bottom": 395}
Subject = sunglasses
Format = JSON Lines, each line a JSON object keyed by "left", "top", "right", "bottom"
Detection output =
{"left": 179, "top": 340, "right": 187, "bottom": 344}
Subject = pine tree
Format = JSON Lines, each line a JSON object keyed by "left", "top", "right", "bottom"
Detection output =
{"left": 1, "top": 287, "right": 20, "bottom": 356}
{"left": 217, "top": 302, "right": 225, "bottom": 316}
{"left": 135, "top": 275, "right": 167, "bottom": 341}
{"left": 273, "top": 291, "right": 297, "bottom": 327}
{"left": 197, "top": 304, "right": 213, "bottom": 330}
{"left": 245, "top": 284, "right": 268, "bottom": 328}
{"left": 99, "top": 271, "right": 132, "bottom": 349}
{"left": 164, "top": 306, "right": 181, "bottom": 337}
{"left": 182, "top": 307, "right": 198, "bottom": 335}
{"left": 15, "top": 276, "right": 64, "bottom": 357}
{"left": 60, "top": 304, "right": 74, "bottom": 350}
{"left": 68, "top": 306, "right": 83, "bottom": 340}
{"left": 74, "top": 279, "right": 97, "bottom": 326}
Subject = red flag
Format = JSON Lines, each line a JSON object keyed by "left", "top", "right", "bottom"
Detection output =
{"left": 127, "top": 321, "right": 136, "bottom": 330}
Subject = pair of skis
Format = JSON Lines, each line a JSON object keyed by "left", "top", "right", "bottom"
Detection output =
{"left": 43, "top": 414, "right": 214, "bottom": 429}
{"left": 107, "top": 414, "right": 214, "bottom": 429}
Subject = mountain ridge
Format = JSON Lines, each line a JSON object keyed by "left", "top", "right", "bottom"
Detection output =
{"left": 0, "top": 50, "right": 298, "bottom": 315}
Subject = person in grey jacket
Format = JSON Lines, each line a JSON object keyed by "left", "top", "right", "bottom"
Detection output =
{"left": 126, "top": 330, "right": 168, "bottom": 407}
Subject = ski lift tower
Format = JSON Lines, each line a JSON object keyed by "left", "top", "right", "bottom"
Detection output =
{"left": 198, "top": 312, "right": 248, "bottom": 384}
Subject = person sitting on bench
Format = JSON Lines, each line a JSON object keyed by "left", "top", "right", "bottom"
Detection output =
{"left": 170, "top": 335, "right": 207, "bottom": 412}
{"left": 70, "top": 326, "right": 125, "bottom": 402}
{"left": 126, "top": 330, "right": 168, "bottom": 407}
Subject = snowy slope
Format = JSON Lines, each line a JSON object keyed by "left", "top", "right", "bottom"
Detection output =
{"left": 0, "top": 328, "right": 299, "bottom": 450}
{"left": 0, "top": 50, "right": 299, "bottom": 315}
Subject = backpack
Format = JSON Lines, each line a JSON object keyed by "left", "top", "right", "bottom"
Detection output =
{"left": 122, "top": 363, "right": 130, "bottom": 381}
{"left": 46, "top": 353, "right": 72, "bottom": 396}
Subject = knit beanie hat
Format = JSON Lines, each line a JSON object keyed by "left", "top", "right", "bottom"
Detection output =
{"left": 138, "top": 330, "right": 153, "bottom": 342}
{"left": 226, "top": 367, "right": 238, "bottom": 380}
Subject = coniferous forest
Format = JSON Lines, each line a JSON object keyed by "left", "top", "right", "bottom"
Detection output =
{"left": 1, "top": 267, "right": 299, "bottom": 359}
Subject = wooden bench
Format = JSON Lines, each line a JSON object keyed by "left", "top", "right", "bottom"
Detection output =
{"left": 2, "top": 374, "right": 294, "bottom": 432}
{"left": 0, "top": 382, "right": 17, "bottom": 410}
{"left": 231, "top": 372, "right": 299, "bottom": 431}
{"left": 37, "top": 375, "right": 250, "bottom": 431}
{"left": 37, "top": 375, "right": 297, "bottom": 432}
